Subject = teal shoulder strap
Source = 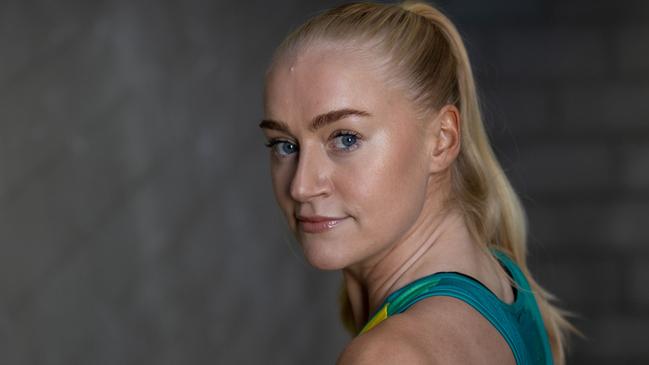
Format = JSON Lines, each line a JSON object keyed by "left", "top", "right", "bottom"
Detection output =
{"left": 491, "top": 249, "right": 554, "bottom": 364}
{"left": 379, "top": 249, "right": 552, "bottom": 365}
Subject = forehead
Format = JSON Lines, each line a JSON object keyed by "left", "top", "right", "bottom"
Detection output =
{"left": 264, "top": 44, "right": 399, "bottom": 122}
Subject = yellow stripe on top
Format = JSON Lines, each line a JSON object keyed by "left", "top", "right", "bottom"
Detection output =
{"left": 359, "top": 303, "right": 389, "bottom": 335}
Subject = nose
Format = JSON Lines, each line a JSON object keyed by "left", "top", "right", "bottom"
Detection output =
{"left": 289, "top": 144, "right": 331, "bottom": 203}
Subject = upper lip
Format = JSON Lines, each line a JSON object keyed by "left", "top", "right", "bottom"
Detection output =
{"left": 296, "top": 215, "right": 346, "bottom": 223}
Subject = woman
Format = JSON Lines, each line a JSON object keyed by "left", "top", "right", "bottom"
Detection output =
{"left": 259, "top": 2, "right": 574, "bottom": 364}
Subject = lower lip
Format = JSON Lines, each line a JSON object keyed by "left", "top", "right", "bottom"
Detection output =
{"left": 298, "top": 217, "right": 348, "bottom": 233}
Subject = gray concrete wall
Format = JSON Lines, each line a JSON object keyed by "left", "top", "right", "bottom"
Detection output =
{"left": 0, "top": 0, "right": 646, "bottom": 363}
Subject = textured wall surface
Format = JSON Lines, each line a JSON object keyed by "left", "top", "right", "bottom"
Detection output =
{"left": 0, "top": 0, "right": 647, "bottom": 364}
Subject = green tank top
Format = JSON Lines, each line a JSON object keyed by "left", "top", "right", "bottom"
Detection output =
{"left": 358, "top": 248, "right": 553, "bottom": 365}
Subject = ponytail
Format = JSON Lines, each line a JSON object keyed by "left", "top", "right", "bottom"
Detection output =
{"left": 403, "top": 4, "right": 578, "bottom": 363}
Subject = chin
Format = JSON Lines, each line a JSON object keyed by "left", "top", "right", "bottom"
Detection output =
{"left": 300, "top": 241, "right": 351, "bottom": 271}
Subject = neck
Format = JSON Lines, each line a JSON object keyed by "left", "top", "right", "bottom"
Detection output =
{"left": 342, "top": 203, "right": 479, "bottom": 331}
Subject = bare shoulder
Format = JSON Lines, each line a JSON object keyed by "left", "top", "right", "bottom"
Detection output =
{"left": 337, "top": 296, "right": 515, "bottom": 365}
{"left": 336, "top": 317, "right": 430, "bottom": 365}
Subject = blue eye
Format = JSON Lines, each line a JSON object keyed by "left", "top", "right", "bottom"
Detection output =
{"left": 265, "top": 140, "right": 298, "bottom": 157}
{"left": 332, "top": 131, "right": 360, "bottom": 152}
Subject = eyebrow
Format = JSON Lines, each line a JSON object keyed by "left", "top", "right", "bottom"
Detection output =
{"left": 259, "top": 108, "right": 371, "bottom": 133}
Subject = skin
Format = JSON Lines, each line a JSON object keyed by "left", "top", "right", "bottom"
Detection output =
{"left": 261, "top": 43, "right": 516, "bottom": 364}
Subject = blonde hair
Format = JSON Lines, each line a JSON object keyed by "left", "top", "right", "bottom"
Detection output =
{"left": 269, "top": 1, "right": 576, "bottom": 363}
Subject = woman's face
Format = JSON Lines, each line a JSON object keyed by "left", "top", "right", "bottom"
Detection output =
{"left": 262, "top": 44, "right": 436, "bottom": 271}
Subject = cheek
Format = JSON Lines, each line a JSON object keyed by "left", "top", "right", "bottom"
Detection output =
{"left": 344, "top": 130, "right": 429, "bottom": 236}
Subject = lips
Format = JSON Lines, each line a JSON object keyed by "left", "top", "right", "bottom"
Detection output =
{"left": 296, "top": 215, "right": 348, "bottom": 233}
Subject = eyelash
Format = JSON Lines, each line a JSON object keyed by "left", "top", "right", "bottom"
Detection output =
{"left": 331, "top": 129, "right": 362, "bottom": 152}
{"left": 264, "top": 139, "right": 297, "bottom": 158}
{"left": 264, "top": 130, "right": 362, "bottom": 158}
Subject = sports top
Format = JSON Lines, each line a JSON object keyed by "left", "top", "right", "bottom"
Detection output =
{"left": 358, "top": 248, "right": 553, "bottom": 365}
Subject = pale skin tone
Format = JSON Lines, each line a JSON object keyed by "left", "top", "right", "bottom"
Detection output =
{"left": 261, "top": 43, "right": 516, "bottom": 364}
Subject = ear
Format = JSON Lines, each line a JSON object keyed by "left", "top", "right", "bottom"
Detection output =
{"left": 425, "top": 104, "right": 461, "bottom": 174}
